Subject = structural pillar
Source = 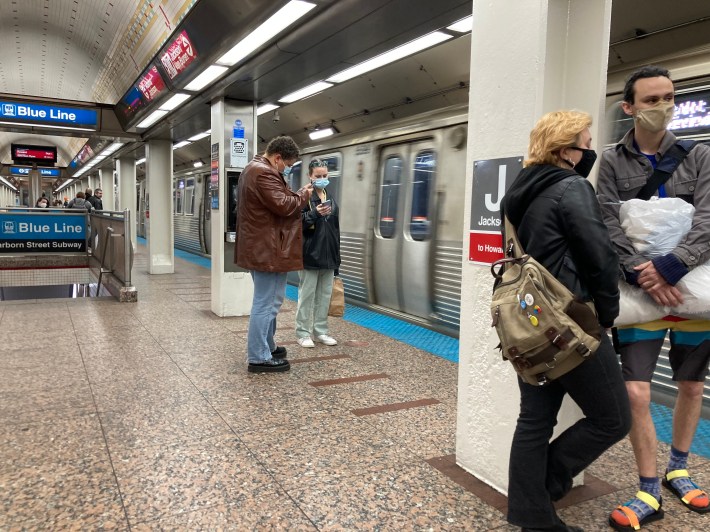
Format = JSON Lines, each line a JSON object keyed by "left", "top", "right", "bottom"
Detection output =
{"left": 29, "top": 169, "right": 41, "bottom": 206}
{"left": 456, "top": 0, "right": 613, "bottom": 494}
{"left": 117, "top": 156, "right": 137, "bottom": 248}
{"left": 146, "top": 140, "right": 174, "bottom": 274}
{"left": 99, "top": 168, "right": 114, "bottom": 211}
{"left": 209, "top": 98, "right": 255, "bottom": 316}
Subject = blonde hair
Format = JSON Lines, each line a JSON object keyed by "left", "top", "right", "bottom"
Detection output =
{"left": 525, "top": 110, "right": 592, "bottom": 167}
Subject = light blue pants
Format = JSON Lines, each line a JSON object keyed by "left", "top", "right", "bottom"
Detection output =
{"left": 295, "top": 269, "right": 334, "bottom": 339}
{"left": 247, "top": 271, "right": 287, "bottom": 363}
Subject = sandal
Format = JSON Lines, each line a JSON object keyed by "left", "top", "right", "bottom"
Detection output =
{"left": 662, "top": 469, "right": 710, "bottom": 514}
{"left": 609, "top": 491, "right": 664, "bottom": 531}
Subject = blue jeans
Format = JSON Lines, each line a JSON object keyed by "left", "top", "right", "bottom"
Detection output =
{"left": 507, "top": 332, "right": 631, "bottom": 529}
{"left": 247, "top": 271, "right": 287, "bottom": 363}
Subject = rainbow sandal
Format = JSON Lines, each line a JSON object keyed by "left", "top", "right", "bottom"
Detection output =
{"left": 609, "top": 491, "right": 664, "bottom": 531}
{"left": 662, "top": 469, "right": 710, "bottom": 514}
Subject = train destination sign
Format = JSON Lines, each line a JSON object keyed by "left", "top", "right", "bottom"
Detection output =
{"left": 0, "top": 100, "right": 98, "bottom": 129}
{"left": 469, "top": 156, "right": 521, "bottom": 265}
{"left": 0, "top": 213, "right": 87, "bottom": 253}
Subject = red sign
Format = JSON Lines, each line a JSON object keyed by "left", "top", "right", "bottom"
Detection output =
{"left": 469, "top": 230, "right": 504, "bottom": 265}
{"left": 16, "top": 148, "right": 54, "bottom": 160}
{"left": 137, "top": 66, "right": 166, "bottom": 102}
{"left": 160, "top": 30, "right": 197, "bottom": 80}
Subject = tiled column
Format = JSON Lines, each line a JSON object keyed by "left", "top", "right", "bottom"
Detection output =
{"left": 456, "top": 0, "right": 613, "bottom": 494}
{"left": 146, "top": 140, "right": 174, "bottom": 274}
{"left": 117, "top": 156, "right": 136, "bottom": 248}
{"left": 98, "top": 168, "right": 114, "bottom": 212}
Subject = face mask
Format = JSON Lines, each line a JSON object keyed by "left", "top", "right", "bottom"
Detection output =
{"left": 282, "top": 165, "right": 292, "bottom": 178}
{"left": 39, "top": 202, "right": 47, "bottom": 208}
{"left": 634, "top": 100, "right": 675, "bottom": 133}
{"left": 313, "top": 178, "right": 329, "bottom": 188}
{"left": 568, "top": 147, "right": 597, "bottom": 178}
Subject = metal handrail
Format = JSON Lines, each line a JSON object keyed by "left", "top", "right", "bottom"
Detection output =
{"left": 96, "top": 226, "right": 114, "bottom": 296}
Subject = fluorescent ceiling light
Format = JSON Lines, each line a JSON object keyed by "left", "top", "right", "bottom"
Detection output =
{"left": 173, "top": 140, "right": 191, "bottom": 149}
{"left": 447, "top": 15, "right": 473, "bottom": 33}
{"left": 0, "top": 176, "right": 18, "bottom": 191}
{"left": 217, "top": 1, "right": 316, "bottom": 66}
{"left": 188, "top": 130, "right": 211, "bottom": 141}
{"left": 135, "top": 158, "right": 146, "bottom": 165}
{"left": 184, "top": 65, "right": 228, "bottom": 91}
{"left": 193, "top": 160, "right": 204, "bottom": 168}
{"left": 326, "top": 31, "right": 453, "bottom": 83}
{"left": 159, "top": 93, "right": 191, "bottom": 111}
{"left": 279, "top": 81, "right": 333, "bottom": 103}
{"left": 101, "top": 142, "right": 124, "bottom": 156}
{"left": 257, "top": 103, "right": 280, "bottom": 116}
{"left": 0, "top": 120, "right": 95, "bottom": 132}
{"left": 309, "top": 127, "right": 336, "bottom": 140}
{"left": 136, "top": 109, "right": 169, "bottom": 129}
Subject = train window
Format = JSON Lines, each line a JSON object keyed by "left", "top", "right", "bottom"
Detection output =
{"left": 184, "top": 179, "right": 195, "bottom": 215}
{"left": 174, "top": 180, "right": 184, "bottom": 214}
{"left": 379, "top": 155, "right": 402, "bottom": 238}
{"left": 287, "top": 162, "right": 301, "bottom": 191}
{"left": 409, "top": 150, "right": 436, "bottom": 241}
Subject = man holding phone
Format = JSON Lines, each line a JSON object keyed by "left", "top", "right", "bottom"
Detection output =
{"left": 295, "top": 159, "right": 341, "bottom": 348}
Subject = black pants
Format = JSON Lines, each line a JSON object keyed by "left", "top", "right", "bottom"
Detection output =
{"left": 507, "top": 332, "right": 631, "bottom": 529}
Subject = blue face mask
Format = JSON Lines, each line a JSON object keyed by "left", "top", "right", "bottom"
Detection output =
{"left": 282, "top": 165, "right": 292, "bottom": 178}
{"left": 313, "top": 178, "right": 329, "bottom": 188}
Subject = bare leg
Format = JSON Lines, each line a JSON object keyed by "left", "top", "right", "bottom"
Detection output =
{"left": 626, "top": 380, "right": 658, "bottom": 477}
{"left": 672, "top": 381, "right": 704, "bottom": 452}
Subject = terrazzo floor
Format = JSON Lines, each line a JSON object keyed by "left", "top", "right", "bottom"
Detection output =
{"left": 1, "top": 249, "right": 709, "bottom": 531}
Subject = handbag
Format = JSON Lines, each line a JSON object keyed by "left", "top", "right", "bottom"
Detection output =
{"left": 328, "top": 276, "right": 345, "bottom": 317}
{"left": 490, "top": 216, "right": 601, "bottom": 386}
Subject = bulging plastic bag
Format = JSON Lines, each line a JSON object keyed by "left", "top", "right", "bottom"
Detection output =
{"left": 615, "top": 197, "right": 710, "bottom": 323}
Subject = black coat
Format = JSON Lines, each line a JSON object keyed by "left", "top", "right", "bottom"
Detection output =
{"left": 301, "top": 191, "right": 341, "bottom": 270}
{"left": 501, "top": 164, "right": 620, "bottom": 328}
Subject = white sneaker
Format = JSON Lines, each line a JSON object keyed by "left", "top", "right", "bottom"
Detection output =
{"left": 297, "top": 337, "right": 315, "bottom": 348}
{"left": 316, "top": 334, "right": 337, "bottom": 346}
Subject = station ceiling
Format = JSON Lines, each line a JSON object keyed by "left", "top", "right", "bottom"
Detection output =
{"left": 1, "top": 0, "right": 710, "bottom": 184}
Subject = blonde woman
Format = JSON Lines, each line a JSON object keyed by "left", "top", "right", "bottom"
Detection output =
{"left": 501, "top": 111, "right": 631, "bottom": 532}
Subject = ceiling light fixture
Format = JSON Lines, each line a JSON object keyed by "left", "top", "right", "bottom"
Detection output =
{"left": 184, "top": 65, "right": 228, "bottom": 91}
{"left": 217, "top": 1, "right": 317, "bottom": 66}
{"left": 188, "top": 130, "right": 211, "bottom": 141}
{"left": 279, "top": 81, "right": 333, "bottom": 103}
{"left": 135, "top": 158, "right": 146, "bottom": 165}
{"left": 309, "top": 126, "right": 338, "bottom": 140}
{"left": 159, "top": 93, "right": 191, "bottom": 111}
{"left": 447, "top": 15, "right": 473, "bottom": 33}
{"left": 257, "top": 103, "right": 280, "bottom": 116}
{"left": 326, "top": 31, "right": 453, "bottom": 83}
{"left": 136, "top": 109, "right": 169, "bottom": 129}
{"left": 0, "top": 176, "right": 18, "bottom": 191}
{"left": 173, "top": 140, "right": 191, "bottom": 149}
{"left": 193, "top": 160, "right": 204, "bottom": 168}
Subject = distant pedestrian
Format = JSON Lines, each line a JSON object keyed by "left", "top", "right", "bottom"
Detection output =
{"left": 88, "top": 187, "right": 103, "bottom": 210}
{"left": 67, "top": 191, "right": 92, "bottom": 212}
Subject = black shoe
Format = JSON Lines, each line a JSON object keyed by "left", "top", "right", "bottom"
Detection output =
{"left": 271, "top": 346, "right": 287, "bottom": 359}
{"left": 248, "top": 359, "right": 290, "bottom": 373}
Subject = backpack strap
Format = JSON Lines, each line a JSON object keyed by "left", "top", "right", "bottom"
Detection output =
{"left": 636, "top": 139, "right": 697, "bottom": 200}
{"left": 503, "top": 215, "right": 526, "bottom": 258}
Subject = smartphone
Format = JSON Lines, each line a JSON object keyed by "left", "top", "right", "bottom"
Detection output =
{"left": 322, "top": 199, "right": 332, "bottom": 209}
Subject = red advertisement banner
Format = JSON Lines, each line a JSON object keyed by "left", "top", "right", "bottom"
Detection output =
{"left": 137, "top": 66, "right": 166, "bottom": 102}
{"left": 160, "top": 30, "right": 197, "bottom": 80}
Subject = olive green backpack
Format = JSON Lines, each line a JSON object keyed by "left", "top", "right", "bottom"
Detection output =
{"left": 490, "top": 216, "right": 601, "bottom": 386}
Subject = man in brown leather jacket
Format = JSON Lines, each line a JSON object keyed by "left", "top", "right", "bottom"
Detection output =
{"left": 235, "top": 136, "right": 313, "bottom": 373}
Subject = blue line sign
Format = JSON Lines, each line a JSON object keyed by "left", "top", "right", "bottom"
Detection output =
{"left": 9, "top": 166, "right": 61, "bottom": 177}
{"left": 0, "top": 213, "right": 87, "bottom": 252}
{"left": 0, "top": 100, "right": 98, "bottom": 129}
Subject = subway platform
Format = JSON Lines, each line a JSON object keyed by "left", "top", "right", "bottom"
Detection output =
{"left": 1, "top": 246, "right": 709, "bottom": 531}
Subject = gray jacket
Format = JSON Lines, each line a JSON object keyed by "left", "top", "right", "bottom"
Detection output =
{"left": 597, "top": 129, "right": 710, "bottom": 277}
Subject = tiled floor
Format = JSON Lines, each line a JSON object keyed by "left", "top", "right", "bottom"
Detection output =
{"left": 1, "top": 249, "right": 709, "bottom": 530}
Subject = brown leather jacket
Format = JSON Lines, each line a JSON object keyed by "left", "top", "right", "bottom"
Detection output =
{"left": 234, "top": 154, "right": 311, "bottom": 272}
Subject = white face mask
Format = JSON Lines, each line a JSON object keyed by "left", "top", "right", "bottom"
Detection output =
{"left": 634, "top": 100, "right": 675, "bottom": 133}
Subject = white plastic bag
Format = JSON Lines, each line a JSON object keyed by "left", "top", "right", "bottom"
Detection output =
{"left": 617, "top": 197, "right": 710, "bottom": 322}
{"left": 620, "top": 197, "right": 693, "bottom": 257}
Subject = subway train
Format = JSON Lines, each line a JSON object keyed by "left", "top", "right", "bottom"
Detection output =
{"left": 142, "top": 80, "right": 710, "bottom": 339}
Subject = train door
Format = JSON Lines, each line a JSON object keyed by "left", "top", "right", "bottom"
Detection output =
{"left": 373, "top": 141, "right": 437, "bottom": 319}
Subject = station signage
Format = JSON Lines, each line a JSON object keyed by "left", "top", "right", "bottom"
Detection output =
{"left": 0, "top": 213, "right": 87, "bottom": 253}
{"left": 469, "top": 157, "right": 521, "bottom": 265}
{"left": 137, "top": 66, "right": 167, "bottom": 102}
{"left": 9, "top": 166, "right": 61, "bottom": 177}
{"left": 0, "top": 100, "right": 98, "bottom": 129}
{"left": 160, "top": 30, "right": 197, "bottom": 80}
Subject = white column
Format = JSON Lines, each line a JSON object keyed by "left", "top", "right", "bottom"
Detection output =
{"left": 146, "top": 140, "right": 174, "bottom": 274}
{"left": 117, "top": 156, "right": 137, "bottom": 248}
{"left": 98, "top": 168, "right": 114, "bottom": 211}
{"left": 209, "top": 98, "right": 255, "bottom": 316}
{"left": 456, "top": 0, "right": 612, "bottom": 494}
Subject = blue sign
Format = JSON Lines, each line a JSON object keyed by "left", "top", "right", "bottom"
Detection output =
{"left": 0, "top": 213, "right": 86, "bottom": 253}
{"left": 9, "top": 166, "right": 61, "bottom": 177}
{"left": 233, "top": 119, "right": 244, "bottom": 139}
{"left": 0, "top": 100, "right": 98, "bottom": 129}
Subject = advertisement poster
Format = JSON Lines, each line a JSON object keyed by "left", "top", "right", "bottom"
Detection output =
{"left": 210, "top": 143, "right": 219, "bottom": 210}
{"left": 137, "top": 66, "right": 167, "bottom": 102}
{"left": 161, "top": 30, "right": 197, "bottom": 80}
